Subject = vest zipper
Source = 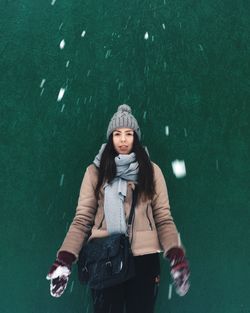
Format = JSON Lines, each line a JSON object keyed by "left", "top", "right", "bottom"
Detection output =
{"left": 146, "top": 204, "right": 153, "bottom": 230}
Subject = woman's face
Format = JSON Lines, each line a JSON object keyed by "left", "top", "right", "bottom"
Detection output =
{"left": 112, "top": 128, "right": 134, "bottom": 155}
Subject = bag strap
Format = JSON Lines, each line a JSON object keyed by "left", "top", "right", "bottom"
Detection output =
{"left": 127, "top": 186, "right": 138, "bottom": 234}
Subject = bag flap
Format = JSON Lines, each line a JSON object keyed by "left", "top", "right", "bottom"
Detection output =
{"left": 84, "top": 234, "right": 126, "bottom": 263}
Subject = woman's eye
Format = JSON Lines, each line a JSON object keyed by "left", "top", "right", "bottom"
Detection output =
{"left": 114, "top": 132, "right": 133, "bottom": 136}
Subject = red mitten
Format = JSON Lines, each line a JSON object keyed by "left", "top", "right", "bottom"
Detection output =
{"left": 166, "top": 247, "right": 190, "bottom": 296}
{"left": 46, "top": 251, "right": 76, "bottom": 298}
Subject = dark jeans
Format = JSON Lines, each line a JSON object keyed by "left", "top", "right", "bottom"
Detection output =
{"left": 91, "top": 253, "right": 161, "bottom": 313}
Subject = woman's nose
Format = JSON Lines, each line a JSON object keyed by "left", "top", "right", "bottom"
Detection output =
{"left": 121, "top": 135, "right": 126, "bottom": 142}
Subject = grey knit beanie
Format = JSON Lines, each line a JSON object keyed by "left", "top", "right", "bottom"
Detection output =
{"left": 106, "top": 104, "right": 141, "bottom": 140}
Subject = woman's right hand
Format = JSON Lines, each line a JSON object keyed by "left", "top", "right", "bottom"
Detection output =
{"left": 165, "top": 247, "right": 190, "bottom": 296}
{"left": 46, "top": 251, "right": 76, "bottom": 297}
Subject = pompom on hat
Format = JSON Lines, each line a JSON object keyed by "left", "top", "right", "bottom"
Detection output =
{"left": 106, "top": 104, "right": 141, "bottom": 140}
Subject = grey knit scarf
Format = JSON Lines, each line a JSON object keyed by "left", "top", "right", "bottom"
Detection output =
{"left": 93, "top": 143, "right": 139, "bottom": 234}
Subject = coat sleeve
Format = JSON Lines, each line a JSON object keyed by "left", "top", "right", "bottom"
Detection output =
{"left": 57, "top": 165, "right": 98, "bottom": 260}
{"left": 151, "top": 163, "right": 183, "bottom": 255}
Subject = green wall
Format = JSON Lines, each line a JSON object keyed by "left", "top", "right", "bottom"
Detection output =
{"left": 1, "top": 1, "right": 249, "bottom": 312}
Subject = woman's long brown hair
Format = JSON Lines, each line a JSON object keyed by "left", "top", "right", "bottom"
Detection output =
{"left": 94, "top": 132, "right": 155, "bottom": 201}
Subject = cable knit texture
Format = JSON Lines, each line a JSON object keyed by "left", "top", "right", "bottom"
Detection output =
{"left": 106, "top": 104, "right": 141, "bottom": 140}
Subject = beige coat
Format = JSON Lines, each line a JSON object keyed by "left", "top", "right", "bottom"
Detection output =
{"left": 57, "top": 162, "right": 181, "bottom": 260}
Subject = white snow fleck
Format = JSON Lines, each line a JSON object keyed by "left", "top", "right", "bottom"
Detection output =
{"left": 105, "top": 49, "right": 112, "bottom": 58}
{"left": 178, "top": 232, "right": 181, "bottom": 246}
{"left": 162, "top": 23, "right": 166, "bottom": 30}
{"left": 184, "top": 128, "right": 188, "bottom": 137}
{"left": 168, "top": 284, "right": 173, "bottom": 299}
{"left": 119, "top": 261, "right": 123, "bottom": 270}
{"left": 172, "top": 160, "right": 186, "bottom": 178}
{"left": 66, "top": 60, "right": 70, "bottom": 67}
{"left": 51, "top": 0, "right": 56, "bottom": 5}
{"left": 59, "top": 23, "right": 63, "bottom": 30}
{"left": 46, "top": 204, "right": 52, "bottom": 215}
{"left": 165, "top": 126, "right": 169, "bottom": 136}
{"left": 81, "top": 30, "right": 86, "bottom": 37}
{"left": 60, "top": 39, "right": 65, "bottom": 49}
{"left": 144, "top": 146, "right": 150, "bottom": 157}
{"left": 60, "top": 104, "right": 65, "bottom": 112}
{"left": 143, "top": 111, "right": 147, "bottom": 120}
{"left": 40, "top": 88, "right": 44, "bottom": 96}
{"left": 70, "top": 280, "right": 75, "bottom": 293}
{"left": 40, "top": 79, "right": 46, "bottom": 88}
{"left": 60, "top": 174, "right": 64, "bottom": 186}
{"left": 118, "top": 82, "right": 124, "bottom": 90}
{"left": 57, "top": 88, "right": 65, "bottom": 102}
{"left": 144, "top": 32, "right": 149, "bottom": 40}
{"left": 199, "top": 44, "right": 204, "bottom": 51}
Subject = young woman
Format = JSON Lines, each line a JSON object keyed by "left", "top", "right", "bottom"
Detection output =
{"left": 46, "top": 104, "right": 190, "bottom": 313}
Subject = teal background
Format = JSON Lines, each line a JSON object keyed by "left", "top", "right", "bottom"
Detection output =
{"left": 1, "top": 0, "right": 250, "bottom": 312}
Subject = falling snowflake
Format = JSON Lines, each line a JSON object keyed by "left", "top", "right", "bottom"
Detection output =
{"left": 60, "top": 39, "right": 65, "bottom": 49}
{"left": 57, "top": 88, "right": 65, "bottom": 102}
{"left": 171, "top": 160, "right": 186, "bottom": 178}
{"left": 40, "top": 79, "right": 46, "bottom": 88}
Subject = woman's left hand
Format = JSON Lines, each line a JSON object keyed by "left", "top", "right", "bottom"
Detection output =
{"left": 165, "top": 247, "right": 190, "bottom": 296}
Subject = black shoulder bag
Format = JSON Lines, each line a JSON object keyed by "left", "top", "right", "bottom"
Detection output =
{"left": 77, "top": 187, "right": 138, "bottom": 290}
